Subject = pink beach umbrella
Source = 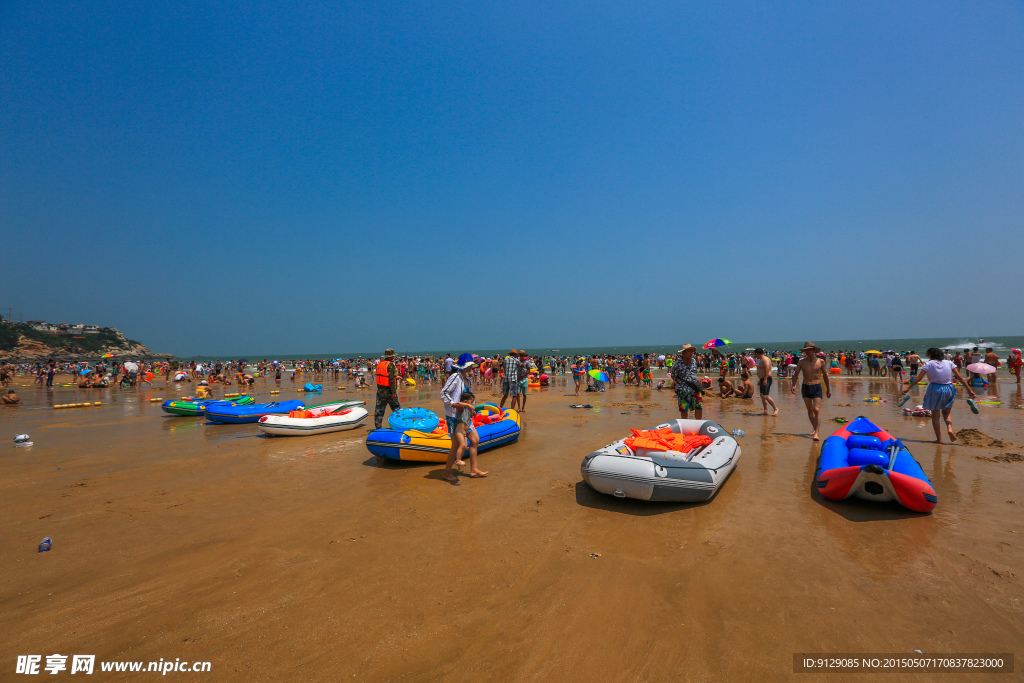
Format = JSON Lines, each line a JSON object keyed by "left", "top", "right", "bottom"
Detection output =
{"left": 967, "top": 363, "right": 997, "bottom": 375}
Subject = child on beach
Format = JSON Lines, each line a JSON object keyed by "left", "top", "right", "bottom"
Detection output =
{"left": 441, "top": 355, "right": 487, "bottom": 483}
{"left": 442, "top": 390, "right": 488, "bottom": 482}
{"left": 571, "top": 361, "right": 583, "bottom": 396}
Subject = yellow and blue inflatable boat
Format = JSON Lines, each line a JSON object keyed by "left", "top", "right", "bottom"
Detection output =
{"left": 365, "top": 403, "right": 521, "bottom": 462}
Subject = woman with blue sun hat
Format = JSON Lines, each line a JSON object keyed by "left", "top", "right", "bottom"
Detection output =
{"left": 440, "top": 353, "right": 488, "bottom": 484}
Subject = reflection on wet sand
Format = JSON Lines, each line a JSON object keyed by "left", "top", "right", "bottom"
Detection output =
{"left": 1, "top": 371, "right": 1021, "bottom": 679}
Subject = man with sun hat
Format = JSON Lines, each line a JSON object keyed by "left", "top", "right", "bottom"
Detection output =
{"left": 790, "top": 341, "right": 831, "bottom": 441}
{"left": 669, "top": 344, "right": 703, "bottom": 420}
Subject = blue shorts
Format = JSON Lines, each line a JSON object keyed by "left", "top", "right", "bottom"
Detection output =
{"left": 445, "top": 416, "right": 475, "bottom": 436}
{"left": 801, "top": 383, "right": 822, "bottom": 400}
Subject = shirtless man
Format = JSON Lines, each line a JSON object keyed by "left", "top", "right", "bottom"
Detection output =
{"left": 907, "top": 351, "right": 921, "bottom": 382}
{"left": 754, "top": 348, "right": 778, "bottom": 415}
{"left": 1, "top": 389, "right": 20, "bottom": 404}
{"left": 984, "top": 348, "right": 1000, "bottom": 383}
{"left": 790, "top": 342, "right": 831, "bottom": 441}
{"left": 717, "top": 377, "right": 735, "bottom": 398}
{"left": 734, "top": 372, "right": 754, "bottom": 399}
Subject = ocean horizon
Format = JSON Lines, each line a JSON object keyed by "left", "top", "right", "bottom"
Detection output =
{"left": 177, "top": 335, "right": 1024, "bottom": 362}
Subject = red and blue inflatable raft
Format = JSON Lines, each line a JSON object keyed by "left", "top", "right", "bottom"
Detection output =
{"left": 815, "top": 417, "right": 937, "bottom": 512}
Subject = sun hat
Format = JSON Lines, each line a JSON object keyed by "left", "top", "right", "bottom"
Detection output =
{"left": 453, "top": 353, "right": 478, "bottom": 371}
{"left": 678, "top": 344, "right": 695, "bottom": 353}
{"left": 383, "top": 349, "right": 395, "bottom": 358}
{"left": 800, "top": 342, "right": 819, "bottom": 352}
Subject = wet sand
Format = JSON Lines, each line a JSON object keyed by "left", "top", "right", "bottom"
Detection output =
{"left": 2, "top": 373, "right": 1022, "bottom": 680}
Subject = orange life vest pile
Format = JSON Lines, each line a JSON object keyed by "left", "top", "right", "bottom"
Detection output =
{"left": 472, "top": 411, "right": 505, "bottom": 427}
{"left": 623, "top": 428, "right": 712, "bottom": 456}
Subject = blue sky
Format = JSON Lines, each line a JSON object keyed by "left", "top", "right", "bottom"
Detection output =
{"left": 2, "top": 1, "right": 1021, "bottom": 356}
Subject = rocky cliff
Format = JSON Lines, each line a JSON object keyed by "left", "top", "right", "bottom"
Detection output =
{"left": 0, "top": 327, "right": 171, "bottom": 362}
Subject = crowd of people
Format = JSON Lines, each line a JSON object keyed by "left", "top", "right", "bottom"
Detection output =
{"left": 3, "top": 342, "right": 1020, "bottom": 448}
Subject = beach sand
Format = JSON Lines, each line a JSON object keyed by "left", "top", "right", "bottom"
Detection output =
{"left": 2, "top": 373, "right": 1022, "bottom": 680}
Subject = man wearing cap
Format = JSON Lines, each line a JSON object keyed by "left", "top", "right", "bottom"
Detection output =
{"left": 500, "top": 349, "right": 522, "bottom": 411}
{"left": 669, "top": 344, "right": 703, "bottom": 420}
{"left": 790, "top": 342, "right": 831, "bottom": 440}
{"left": 374, "top": 349, "right": 401, "bottom": 429}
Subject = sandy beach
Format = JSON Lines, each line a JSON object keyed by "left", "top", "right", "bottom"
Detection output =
{"left": 2, "top": 372, "right": 1021, "bottom": 680}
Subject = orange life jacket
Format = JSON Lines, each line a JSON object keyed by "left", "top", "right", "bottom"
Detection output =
{"left": 623, "top": 428, "right": 712, "bottom": 455}
{"left": 376, "top": 360, "right": 393, "bottom": 387}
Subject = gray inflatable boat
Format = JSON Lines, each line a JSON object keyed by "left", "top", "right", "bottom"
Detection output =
{"left": 580, "top": 419, "right": 740, "bottom": 502}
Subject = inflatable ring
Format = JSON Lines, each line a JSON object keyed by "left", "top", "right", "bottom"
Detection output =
{"left": 389, "top": 407, "right": 439, "bottom": 432}
{"left": 406, "top": 378, "right": 416, "bottom": 386}
{"left": 474, "top": 403, "right": 504, "bottom": 418}
{"left": 879, "top": 367, "right": 888, "bottom": 377}
{"left": 303, "top": 383, "right": 323, "bottom": 392}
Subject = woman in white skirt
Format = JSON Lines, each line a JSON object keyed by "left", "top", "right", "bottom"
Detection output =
{"left": 902, "top": 347, "right": 977, "bottom": 443}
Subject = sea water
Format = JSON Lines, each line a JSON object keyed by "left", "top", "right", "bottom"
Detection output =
{"left": 179, "top": 336, "right": 1023, "bottom": 362}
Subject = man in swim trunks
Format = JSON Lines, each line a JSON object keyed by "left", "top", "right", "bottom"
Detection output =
{"left": 1, "top": 389, "right": 20, "bottom": 404}
{"left": 790, "top": 342, "right": 831, "bottom": 441}
{"left": 734, "top": 372, "right": 754, "bottom": 399}
{"left": 907, "top": 351, "right": 920, "bottom": 381}
{"left": 717, "top": 376, "right": 735, "bottom": 398}
{"left": 754, "top": 348, "right": 778, "bottom": 415}
{"left": 669, "top": 344, "right": 703, "bottom": 420}
{"left": 984, "top": 348, "right": 1001, "bottom": 383}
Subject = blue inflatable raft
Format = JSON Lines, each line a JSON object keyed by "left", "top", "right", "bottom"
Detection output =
{"left": 206, "top": 400, "right": 305, "bottom": 424}
{"left": 815, "top": 416, "right": 936, "bottom": 512}
{"left": 366, "top": 404, "right": 522, "bottom": 462}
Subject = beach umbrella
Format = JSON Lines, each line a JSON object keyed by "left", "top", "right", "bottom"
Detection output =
{"left": 101, "top": 353, "right": 114, "bottom": 359}
{"left": 745, "top": 347, "right": 755, "bottom": 351}
{"left": 122, "top": 361, "right": 139, "bottom": 372}
{"left": 967, "top": 363, "right": 997, "bottom": 375}
{"left": 703, "top": 339, "right": 731, "bottom": 349}
{"left": 864, "top": 350, "right": 882, "bottom": 354}
{"left": 588, "top": 369, "right": 610, "bottom": 382}
{"left": 657, "top": 355, "right": 666, "bottom": 361}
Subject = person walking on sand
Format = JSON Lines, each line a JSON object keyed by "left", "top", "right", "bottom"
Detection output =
{"left": 441, "top": 354, "right": 488, "bottom": 483}
{"left": 373, "top": 349, "right": 401, "bottom": 429}
{"left": 669, "top": 344, "right": 703, "bottom": 420}
{"left": 903, "top": 347, "right": 976, "bottom": 443}
{"left": 790, "top": 342, "right": 831, "bottom": 441}
{"left": 499, "top": 349, "right": 522, "bottom": 411}
{"left": 571, "top": 358, "right": 584, "bottom": 396}
{"left": 754, "top": 348, "right": 778, "bottom": 415}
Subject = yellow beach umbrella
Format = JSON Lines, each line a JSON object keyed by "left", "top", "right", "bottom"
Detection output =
{"left": 864, "top": 350, "right": 882, "bottom": 354}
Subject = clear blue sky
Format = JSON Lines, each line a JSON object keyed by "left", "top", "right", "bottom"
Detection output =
{"left": 2, "top": 1, "right": 1021, "bottom": 356}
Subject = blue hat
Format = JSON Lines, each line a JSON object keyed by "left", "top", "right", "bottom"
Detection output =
{"left": 453, "top": 353, "right": 477, "bottom": 370}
